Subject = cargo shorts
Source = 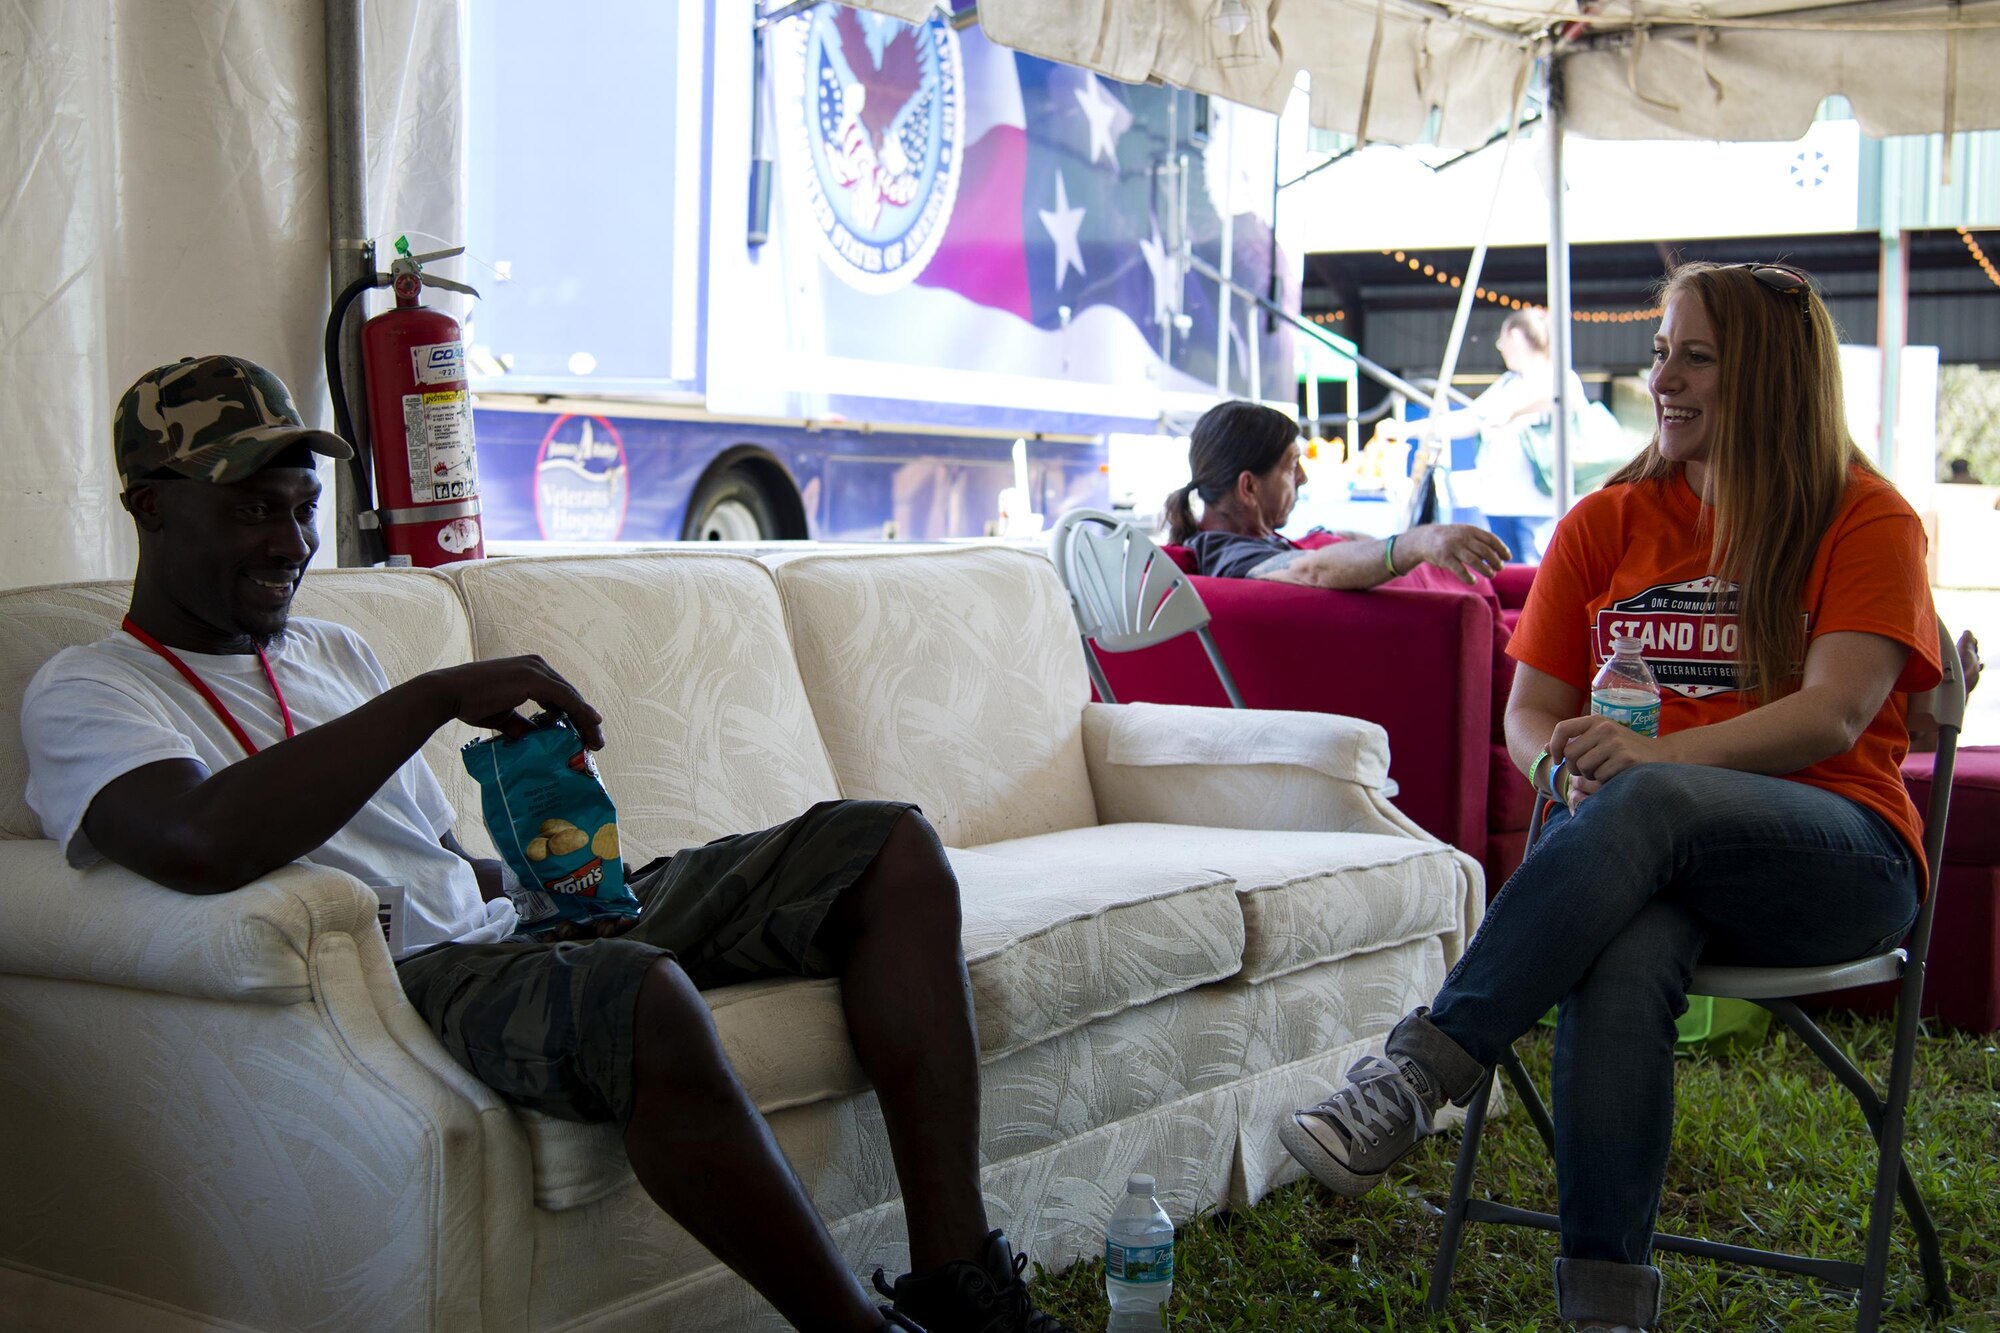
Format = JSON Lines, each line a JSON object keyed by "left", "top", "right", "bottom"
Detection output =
{"left": 395, "top": 798, "right": 917, "bottom": 1127}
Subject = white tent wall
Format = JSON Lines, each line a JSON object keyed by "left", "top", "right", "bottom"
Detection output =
{"left": 0, "top": 0, "right": 465, "bottom": 591}
{"left": 1563, "top": 25, "right": 2000, "bottom": 142}
{"left": 1284, "top": 8, "right": 1535, "bottom": 153}
{"left": 930, "top": 0, "right": 2000, "bottom": 150}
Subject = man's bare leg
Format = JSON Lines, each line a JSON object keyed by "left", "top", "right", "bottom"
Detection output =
{"left": 622, "top": 956, "right": 884, "bottom": 1332}
{"left": 817, "top": 809, "right": 992, "bottom": 1273}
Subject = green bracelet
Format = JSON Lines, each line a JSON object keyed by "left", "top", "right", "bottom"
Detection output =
{"left": 1529, "top": 748, "right": 1551, "bottom": 795}
{"left": 1383, "top": 533, "right": 1399, "bottom": 575}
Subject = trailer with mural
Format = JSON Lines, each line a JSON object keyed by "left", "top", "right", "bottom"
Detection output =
{"left": 465, "top": 0, "right": 1296, "bottom": 543}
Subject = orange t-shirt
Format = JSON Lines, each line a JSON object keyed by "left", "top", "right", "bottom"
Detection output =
{"left": 1508, "top": 465, "right": 1942, "bottom": 874}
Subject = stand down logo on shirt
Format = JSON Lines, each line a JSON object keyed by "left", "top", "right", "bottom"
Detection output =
{"left": 1595, "top": 578, "right": 1751, "bottom": 699}
{"left": 784, "top": 5, "right": 963, "bottom": 293}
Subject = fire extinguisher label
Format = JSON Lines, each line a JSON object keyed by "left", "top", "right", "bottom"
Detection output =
{"left": 401, "top": 390, "right": 480, "bottom": 504}
{"left": 410, "top": 340, "right": 465, "bottom": 386}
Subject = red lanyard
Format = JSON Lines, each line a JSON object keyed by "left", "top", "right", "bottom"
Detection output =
{"left": 121, "top": 616, "right": 295, "bottom": 757}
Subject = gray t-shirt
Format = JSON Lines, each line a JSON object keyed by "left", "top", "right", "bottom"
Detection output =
{"left": 1182, "top": 529, "right": 1308, "bottom": 580}
{"left": 22, "top": 618, "right": 516, "bottom": 958}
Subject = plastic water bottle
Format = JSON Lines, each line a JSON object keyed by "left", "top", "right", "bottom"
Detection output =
{"left": 1105, "top": 1173, "right": 1174, "bottom": 1332}
{"left": 1591, "top": 635, "right": 1661, "bottom": 737}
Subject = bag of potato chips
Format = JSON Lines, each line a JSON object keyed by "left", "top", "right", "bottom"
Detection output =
{"left": 461, "top": 714, "right": 639, "bottom": 935}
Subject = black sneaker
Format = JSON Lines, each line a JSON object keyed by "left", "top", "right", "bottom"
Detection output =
{"left": 1279, "top": 1054, "right": 1436, "bottom": 1197}
{"left": 872, "top": 1230, "right": 1073, "bottom": 1333}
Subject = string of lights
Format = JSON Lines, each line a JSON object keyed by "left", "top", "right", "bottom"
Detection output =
{"left": 1958, "top": 226, "right": 2000, "bottom": 289}
{"left": 1375, "top": 249, "right": 1664, "bottom": 323}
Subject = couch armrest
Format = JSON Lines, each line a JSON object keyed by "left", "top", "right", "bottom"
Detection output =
{"left": 0, "top": 837, "right": 534, "bottom": 1328}
{"left": 1082, "top": 702, "right": 1434, "bottom": 839}
{"left": 0, "top": 839, "right": 382, "bottom": 1004}
{"left": 1091, "top": 579, "right": 1495, "bottom": 861}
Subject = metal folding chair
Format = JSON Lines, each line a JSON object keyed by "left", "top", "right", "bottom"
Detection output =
{"left": 1427, "top": 620, "right": 1965, "bottom": 1331}
{"left": 1048, "top": 508, "right": 1245, "bottom": 708}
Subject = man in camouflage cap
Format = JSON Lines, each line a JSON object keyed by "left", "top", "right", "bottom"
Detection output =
{"left": 19, "top": 356, "right": 1074, "bottom": 1333}
{"left": 113, "top": 354, "right": 352, "bottom": 489}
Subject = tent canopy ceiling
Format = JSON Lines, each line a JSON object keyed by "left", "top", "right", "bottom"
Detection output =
{"left": 845, "top": 0, "right": 2000, "bottom": 149}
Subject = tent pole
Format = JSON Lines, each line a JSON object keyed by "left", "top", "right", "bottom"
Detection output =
{"left": 1878, "top": 230, "right": 1909, "bottom": 479}
{"left": 326, "top": 0, "right": 374, "bottom": 568}
{"left": 1544, "top": 54, "right": 1575, "bottom": 517}
{"left": 1412, "top": 56, "right": 1536, "bottom": 527}
{"left": 1875, "top": 138, "right": 1909, "bottom": 479}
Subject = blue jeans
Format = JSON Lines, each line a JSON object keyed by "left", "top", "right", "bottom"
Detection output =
{"left": 1389, "top": 763, "right": 1919, "bottom": 1326}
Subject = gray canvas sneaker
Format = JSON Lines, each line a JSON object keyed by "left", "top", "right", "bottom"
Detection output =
{"left": 1279, "top": 1055, "right": 1435, "bottom": 1196}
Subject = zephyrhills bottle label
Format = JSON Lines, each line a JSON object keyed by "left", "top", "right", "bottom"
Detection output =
{"left": 1592, "top": 693, "right": 1660, "bottom": 738}
{"left": 1105, "top": 1240, "right": 1173, "bottom": 1283}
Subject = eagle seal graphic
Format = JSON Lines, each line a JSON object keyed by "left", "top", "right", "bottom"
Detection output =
{"left": 783, "top": 4, "right": 963, "bottom": 293}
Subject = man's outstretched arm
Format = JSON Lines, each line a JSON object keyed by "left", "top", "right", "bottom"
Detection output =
{"left": 1260, "top": 524, "right": 1511, "bottom": 590}
{"left": 83, "top": 656, "right": 602, "bottom": 897}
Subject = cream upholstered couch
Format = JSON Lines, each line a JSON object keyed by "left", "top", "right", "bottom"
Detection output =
{"left": 0, "top": 546, "right": 1484, "bottom": 1332}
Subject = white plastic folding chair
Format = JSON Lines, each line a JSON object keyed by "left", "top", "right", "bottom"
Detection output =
{"left": 1427, "top": 620, "right": 1965, "bottom": 1331}
{"left": 1048, "top": 508, "right": 1245, "bottom": 708}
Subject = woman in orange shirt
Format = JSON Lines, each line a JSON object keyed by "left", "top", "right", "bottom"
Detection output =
{"left": 1278, "top": 263, "right": 1941, "bottom": 1332}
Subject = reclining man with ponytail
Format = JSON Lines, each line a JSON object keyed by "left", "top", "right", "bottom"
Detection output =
{"left": 1165, "top": 400, "right": 1510, "bottom": 589}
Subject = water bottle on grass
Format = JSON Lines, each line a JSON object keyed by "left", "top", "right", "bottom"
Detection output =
{"left": 1591, "top": 635, "right": 1660, "bottom": 737}
{"left": 1105, "top": 1173, "right": 1174, "bottom": 1331}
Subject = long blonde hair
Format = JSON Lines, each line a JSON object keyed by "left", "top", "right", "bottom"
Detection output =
{"left": 1605, "top": 262, "right": 1875, "bottom": 701}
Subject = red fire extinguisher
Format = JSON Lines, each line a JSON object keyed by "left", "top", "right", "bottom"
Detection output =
{"left": 355, "top": 239, "right": 485, "bottom": 566}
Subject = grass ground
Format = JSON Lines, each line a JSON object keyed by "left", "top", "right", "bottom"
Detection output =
{"left": 1031, "top": 1016, "right": 1999, "bottom": 1331}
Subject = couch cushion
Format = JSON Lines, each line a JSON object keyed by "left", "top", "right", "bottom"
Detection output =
{"left": 770, "top": 548, "right": 1099, "bottom": 848}
{"left": 450, "top": 553, "right": 843, "bottom": 864}
{"left": 1494, "top": 563, "right": 1537, "bottom": 611}
{"left": 976, "top": 822, "right": 1467, "bottom": 985}
{"left": 291, "top": 571, "right": 488, "bottom": 853}
{"left": 1491, "top": 617, "right": 1519, "bottom": 745}
{"left": 1903, "top": 745, "right": 2000, "bottom": 866}
{"left": 1, "top": 581, "right": 132, "bottom": 839}
{"left": 1488, "top": 741, "right": 1537, "bottom": 834}
{"left": 0, "top": 570, "right": 477, "bottom": 845}
{"left": 949, "top": 847, "right": 1242, "bottom": 1059}
{"left": 521, "top": 971, "right": 861, "bottom": 1210}
{"left": 1485, "top": 828, "right": 1530, "bottom": 896}
{"left": 519, "top": 842, "right": 1241, "bottom": 1209}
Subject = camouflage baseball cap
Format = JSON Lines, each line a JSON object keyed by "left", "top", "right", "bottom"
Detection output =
{"left": 114, "top": 355, "right": 353, "bottom": 489}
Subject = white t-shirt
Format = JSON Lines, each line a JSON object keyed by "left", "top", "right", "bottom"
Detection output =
{"left": 1456, "top": 368, "right": 1591, "bottom": 518}
{"left": 22, "top": 618, "right": 517, "bottom": 959}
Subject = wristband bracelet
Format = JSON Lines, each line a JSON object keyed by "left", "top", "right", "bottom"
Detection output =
{"left": 1383, "top": 533, "right": 1399, "bottom": 575}
{"left": 1550, "top": 757, "right": 1571, "bottom": 803}
{"left": 1529, "top": 748, "right": 1551, "bottom": 796}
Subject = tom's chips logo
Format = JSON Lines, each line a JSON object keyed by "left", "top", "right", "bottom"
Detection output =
{"left": 550, "top": 859, "right": 605, "bottom": 899}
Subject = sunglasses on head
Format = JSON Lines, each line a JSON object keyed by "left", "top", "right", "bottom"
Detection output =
{"left": 1724, "top": 262, "right": 1811, "bottom": 297}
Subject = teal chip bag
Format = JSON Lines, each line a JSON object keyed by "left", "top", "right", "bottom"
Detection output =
{"left": 461, "top": 714, "right": 639, "bottom": 935}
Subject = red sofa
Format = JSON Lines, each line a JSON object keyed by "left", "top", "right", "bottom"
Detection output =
{"left": 1092, "top": 547, "right": 1533, "bottom": 892}
{"left": 1092, "top": 550, "right": 1999, "bottom": 1032}
{"left": 1840, "top": 746, "right": 2000, "bottom": 1032}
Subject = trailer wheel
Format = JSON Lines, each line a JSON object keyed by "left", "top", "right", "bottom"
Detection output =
{"left": 684, "top": 465, "right": 784, "bottom": 541}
